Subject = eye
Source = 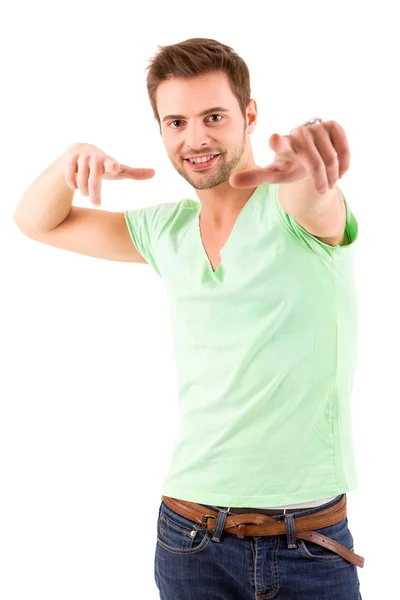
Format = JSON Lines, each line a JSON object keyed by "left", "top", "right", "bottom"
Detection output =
{"left": 207, "top": 114, "right": 223, "bottom": 123}
{"left": 168, "top": 114, "right": 223, "bottom": 129}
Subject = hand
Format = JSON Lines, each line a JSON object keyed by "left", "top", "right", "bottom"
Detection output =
{"left": 63, "top": 143, "right": 155, "bottom": 207}
{"left": 229, "top": 120, "right": 350, "bottom": 194}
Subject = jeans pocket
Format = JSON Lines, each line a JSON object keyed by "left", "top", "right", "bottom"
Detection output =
{"left": 298, "top": 516, "right": 354, "bottom": 561}
{"left": 157, "top": 501, "right": 212, "bottom": 555}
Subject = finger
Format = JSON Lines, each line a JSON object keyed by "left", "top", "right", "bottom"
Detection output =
{"left": 229, "top": 168, "right": 263, "bottom": 188}
{"left": 230, "top": 133, "right": 295, "bottom": 188}
{"left": 64, "top": 155, "right": 79, "bottom": 190}
{"left": 105, "top": 159, "right": 155, "bottom": 180}
{"left": 229, "top": 163, "right": 296, "bottom": 188}
{"left": 77, "top": 155, "right": 90, "bottom": 196}
{"left": 88, "top": 156, "right": 103, "bottom": 207}
{"left": 294, "top": 127, "right": 329, "bottom": 193}
{"left": 123, "top": 167, "right": 156, "bottom": 180}
{"left": 269, "top": 133, "right": 293, "bottom": 155}
{"left": 326, "top": 121, "right": 351, "bottom": 179}
{"left": 311, "top": 126, "right": 339, "bottom": 189}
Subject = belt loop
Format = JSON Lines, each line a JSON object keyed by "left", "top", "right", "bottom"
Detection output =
{"left": 284, "top": 513, "right": 298, "bottom": 548}
{"left": 211, "top": 506, "right": 230, "bottom": 543}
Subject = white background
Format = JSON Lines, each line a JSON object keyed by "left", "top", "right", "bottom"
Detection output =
{"left": 1, "top": 1, "right": 398, "bottom": 598}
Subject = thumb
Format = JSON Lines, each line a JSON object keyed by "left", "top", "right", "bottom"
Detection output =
{"left": 123, "top": 166, "right": 156, "bottom": 180}
{"left": 104, "top": 158, "right": 155, "bottom": 180}
{"left": 104, "top": 158, "right": 123, "bottom": 173}
{"left": 269, "top": 133, "right": 292, "bottom": 155}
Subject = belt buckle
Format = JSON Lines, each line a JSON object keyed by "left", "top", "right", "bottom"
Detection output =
{"left": 201, "top": 514, "right": 216, "bottom": 530}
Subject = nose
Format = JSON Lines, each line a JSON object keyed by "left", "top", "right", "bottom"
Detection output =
{"left": 185, "top": 121, "right": 212, "bottom": 152}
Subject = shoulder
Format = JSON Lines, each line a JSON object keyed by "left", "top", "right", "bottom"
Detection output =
{"left": 124, "top": 197, "right": 199, "bottom": 239}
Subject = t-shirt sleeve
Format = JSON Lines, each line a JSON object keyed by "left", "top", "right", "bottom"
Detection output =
{"left": 271, "top": 183, "right": 358, "bottom": 259}
{"left": 124, "top": 203, "right": 170, "bottom": 277}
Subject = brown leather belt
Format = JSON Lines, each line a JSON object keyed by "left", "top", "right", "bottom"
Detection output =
{"left": 161, "top": 494, "right": 364, "bottom": 568}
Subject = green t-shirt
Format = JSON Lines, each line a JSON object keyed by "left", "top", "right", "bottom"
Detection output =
{"left": 124, "top": 183, "right": 359, "bottom": 507}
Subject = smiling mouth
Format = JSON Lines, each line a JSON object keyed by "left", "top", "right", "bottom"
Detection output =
{"left": 184, "top": 154, "right": 221, "bottom": 170}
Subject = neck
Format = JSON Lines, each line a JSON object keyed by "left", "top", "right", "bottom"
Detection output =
{"left": 196, "top": 156, "right": 259, "bottom": 226}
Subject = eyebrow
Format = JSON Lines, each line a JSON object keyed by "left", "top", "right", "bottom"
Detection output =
{"left": 161, "top": 106, "right": 230, "bottom": 123}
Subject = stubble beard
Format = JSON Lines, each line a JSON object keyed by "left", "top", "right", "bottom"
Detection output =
{"left": 171, "top": 127, "right": 247, "bottom": 190}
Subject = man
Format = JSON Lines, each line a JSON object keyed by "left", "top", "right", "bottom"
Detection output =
{"left": 14, "top": 38, "right": 363, "bottom": 599}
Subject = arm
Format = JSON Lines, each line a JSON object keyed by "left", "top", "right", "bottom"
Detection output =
{"left": 230, "top": 120, "right": 352, "bottom": 247}
{"left": 277, "top": 179, "right": 347, "bottom": 247}
{"left": 13, "top": 144, "right": 152, "bottom": 263}
{"left": 13, "top": 150, "right": 76, "bottom": 233}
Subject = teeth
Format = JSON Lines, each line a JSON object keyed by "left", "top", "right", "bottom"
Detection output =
{"left": 189, "top": 155, "right": 215, "bottom": 164}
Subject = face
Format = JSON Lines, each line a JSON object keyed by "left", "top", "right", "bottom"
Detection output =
{"left": 156, "top": 71, "right": 257, "bottom": 190}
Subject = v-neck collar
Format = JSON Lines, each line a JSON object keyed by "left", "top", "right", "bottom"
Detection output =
{"left": 195, "top": 185, "right": 262, "bottom": 279}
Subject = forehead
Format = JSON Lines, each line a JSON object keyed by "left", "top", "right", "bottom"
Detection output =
{"left": 156, "top": 71, "right": 238, "bottom": 119}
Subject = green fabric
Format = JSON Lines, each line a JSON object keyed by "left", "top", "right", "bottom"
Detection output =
{"left": 124, "top": 183, "right": 359, "bottom": 507}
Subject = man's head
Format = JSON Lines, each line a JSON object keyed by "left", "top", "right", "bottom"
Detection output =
{"left": 146, "top": 38, "right": 257, "bottom": 190}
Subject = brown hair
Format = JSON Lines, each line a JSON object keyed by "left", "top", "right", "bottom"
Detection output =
{"left": 145, "top": 38, "right": 251, "bottom": 130}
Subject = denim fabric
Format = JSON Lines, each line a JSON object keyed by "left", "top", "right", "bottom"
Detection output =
{"left": 154, "top": 494, "right": 362, "bottom": 599}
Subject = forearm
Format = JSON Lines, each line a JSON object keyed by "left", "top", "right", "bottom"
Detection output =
{"left": 278, "top": 178, "right": 347, "bottom": 245}
{"left": 13, "top": 146, "right": 76, "bottom": 233}
{"left": 278, "top": 177, "right": 339, "bottom": 218}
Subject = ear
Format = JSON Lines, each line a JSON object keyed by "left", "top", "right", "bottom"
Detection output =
{"left": 246, "top": 99, "right": 258, "bottom": 134}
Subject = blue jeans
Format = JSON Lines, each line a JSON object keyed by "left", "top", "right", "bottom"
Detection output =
{"left": 154, "top": 493, "right": 362, "bottom": 599}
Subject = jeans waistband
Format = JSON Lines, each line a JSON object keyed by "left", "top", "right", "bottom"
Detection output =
{"left": 201, "top": 494, "right": 344, "bottom": 519}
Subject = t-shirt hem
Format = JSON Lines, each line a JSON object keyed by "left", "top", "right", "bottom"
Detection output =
{"left": 160, "top": 483, "right": 357, "bottom": 508}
